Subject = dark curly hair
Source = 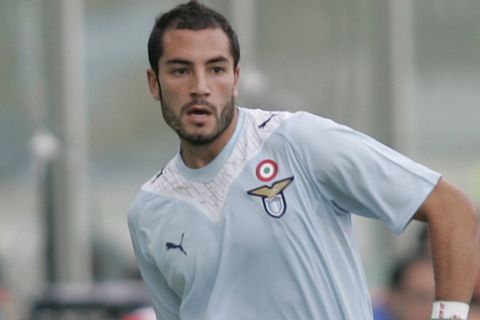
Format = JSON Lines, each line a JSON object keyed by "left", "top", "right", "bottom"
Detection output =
{"left": 147, "top": 1, "right": 240, "bottom": 75}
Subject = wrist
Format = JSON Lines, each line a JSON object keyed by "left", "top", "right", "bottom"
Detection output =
{"left": 431, "top": 301, "right": 469, "bottom": 320}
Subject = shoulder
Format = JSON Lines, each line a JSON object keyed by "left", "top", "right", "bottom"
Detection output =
{"left": 127, "top": 189, "right": 168, "bottom": 230}
{"left": 239, "top": 107, "right": 334, "bottom": 142}
{"left": 127, "top": 159, "right": 179, "bottom": 228}
{"left": 271, "top": 110, "right": 373, "bottom": 151}
{"left": 239, "top": 108, "right": 339, "bottom": 137}
{"left": 260, "top": 110, "right": 388, "bottom": 175}
{"left": 240, "top": 107, "right": 293, "bottom": 130}
{"left": 238, "top": 107, "right": 351, "bottom": 157}
{"left": 139, "top": 156, "right": 187, "bottom": 197}
{"left": 243, "top": 108, "right": 346, "bottom": 153}
{"left": 274, "top": 111, "right": 344, "bottom": 138}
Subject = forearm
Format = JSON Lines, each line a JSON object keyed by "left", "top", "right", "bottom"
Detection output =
{"left": 415, "top": 178, "right": 479, "bottom": 302}
{"left": 429, "top": 205, "right": 479, "bottom": 302}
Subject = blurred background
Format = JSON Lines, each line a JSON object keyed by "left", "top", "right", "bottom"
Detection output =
{"left": 0, "top": 0, "right": 479, "bottom": 319}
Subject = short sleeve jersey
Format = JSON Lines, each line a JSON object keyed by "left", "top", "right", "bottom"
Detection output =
{"left": 128, "top": 107, "right": 440, "bottom": 320}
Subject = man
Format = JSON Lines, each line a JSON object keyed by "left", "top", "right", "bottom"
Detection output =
{"left": 390, "top": 255, "right": 436, "bottom": 320}
{"left": 379, "top": 255, "right": 436, "bottom": 320}
{"left": 128, "top": 1, "right": 479, "bottom": 319}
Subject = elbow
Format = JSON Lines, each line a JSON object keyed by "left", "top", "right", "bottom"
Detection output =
{"left": 417, "top": 179, "right": 479, "bottom": 238}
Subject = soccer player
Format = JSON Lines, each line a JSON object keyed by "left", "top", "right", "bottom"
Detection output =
{"left": 127, "top": 1, "right": 479, "bottom": 319}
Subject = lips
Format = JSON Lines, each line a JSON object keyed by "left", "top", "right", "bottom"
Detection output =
{"left": 185, "top": 105, "right": 212, "bottom": 116}
{"left": 182, "top": 105, "right": 214, "bottom": 125}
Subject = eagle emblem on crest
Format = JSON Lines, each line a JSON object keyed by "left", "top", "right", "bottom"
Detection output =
{"left": 247, "top": 177, "right": 294, "bottom": 218}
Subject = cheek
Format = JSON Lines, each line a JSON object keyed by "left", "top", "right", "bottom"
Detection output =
{"left": 159, "top": 83, "right": 183, "bottom": 102}
{"left": 218, "top": 78, "right": 238, "bottom": 97}
{"left": 158, "top": 76, "right": 183, "bottom": 94}
{"left": 232, "top": 84, "right": 239, "bottom": 98}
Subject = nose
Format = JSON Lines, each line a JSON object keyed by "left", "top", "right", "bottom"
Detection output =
{"left": 190, "top": 70, "right": 210, "bottom": 98}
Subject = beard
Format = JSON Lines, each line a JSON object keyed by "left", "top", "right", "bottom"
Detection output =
{"left": 160, "top": 95, "right": 236, "bottom": 146}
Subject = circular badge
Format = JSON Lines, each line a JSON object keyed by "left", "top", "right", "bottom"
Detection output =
{"left": 256, "top": 159, "right": 279, "bottom": 182}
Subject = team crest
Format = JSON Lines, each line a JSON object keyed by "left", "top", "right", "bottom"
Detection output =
{"left": 247, "top": 177, "right": 294, "bottom": 218}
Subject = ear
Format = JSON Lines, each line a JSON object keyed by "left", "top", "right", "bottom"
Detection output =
{"left": 147, "top": 68, "right": 161, "bottom": 101}
{"left": 233, "top": 64, "right": 240, "bottom": 98}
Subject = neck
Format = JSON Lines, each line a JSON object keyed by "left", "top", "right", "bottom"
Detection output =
{"left": 180, "top": 108, "right": 239, "bottom": 169}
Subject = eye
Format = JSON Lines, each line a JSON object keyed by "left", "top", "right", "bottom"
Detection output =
{"left": 210, "top": 66, "right": 226, "bottom": 74}
{"left": 171, "top": 67, "right": 189, "bottom": 76}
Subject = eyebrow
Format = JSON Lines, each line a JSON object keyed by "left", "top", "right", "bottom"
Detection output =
{"left": 165, "top": 59, "right": 192, "bottom": 66}
{"left": 164, "top": 56, "right": 230, "bottom": 66}
{"left": 206, "top": 56, "right": 229, "bottom": 65}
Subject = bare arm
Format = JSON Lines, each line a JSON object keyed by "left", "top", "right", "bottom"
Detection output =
{"left": 414, "top": 177, "right": 479, "bottom": 302}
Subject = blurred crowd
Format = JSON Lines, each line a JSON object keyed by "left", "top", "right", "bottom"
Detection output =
{"left": 373, "top": 226, "right": 480, "bottom": 320}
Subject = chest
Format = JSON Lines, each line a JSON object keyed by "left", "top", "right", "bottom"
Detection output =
{"left": 155, "top": 155, "right": 341, "bottom": 298}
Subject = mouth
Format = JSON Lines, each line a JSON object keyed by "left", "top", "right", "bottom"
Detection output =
{"left": 184, "top": 104, "right": 214, "bottom": 120}
{"left": 186, "top": 107, "right": 212, "bottom": 116}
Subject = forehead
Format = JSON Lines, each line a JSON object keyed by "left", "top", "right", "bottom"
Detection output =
{"left": 161, "top": 28, "right": 233, "bottom": 64}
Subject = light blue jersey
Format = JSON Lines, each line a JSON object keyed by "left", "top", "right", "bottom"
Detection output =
{"left": 128, "top": 107, "right": 440, "bottom": 320}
